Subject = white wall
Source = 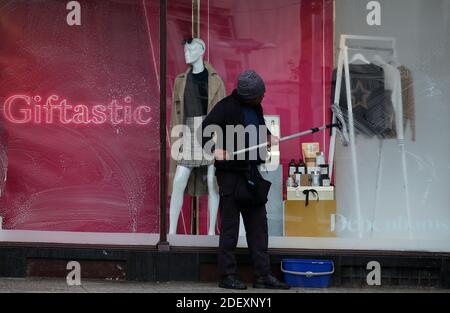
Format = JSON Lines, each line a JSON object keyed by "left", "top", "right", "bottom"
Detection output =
{"left": 334, "top": 0, "right": 450, "bottom": 243}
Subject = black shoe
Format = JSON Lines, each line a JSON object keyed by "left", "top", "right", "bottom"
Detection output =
{"left": 219, "top": 275, "right": 247, "bottom": 290}
{"left": 253, "top": 275, "right": 291, "bottom": 290}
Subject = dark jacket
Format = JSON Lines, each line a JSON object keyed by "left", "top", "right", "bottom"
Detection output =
{"left": 202, "top": 89, "right": 270, "bottom": 173}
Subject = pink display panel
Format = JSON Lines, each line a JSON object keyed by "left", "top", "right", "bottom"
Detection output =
{"left": 207, "top": 0, "right": 334, "bottom": 168}
{"left": 0, "top": 0, "right": 160, "bottom": 233}
{"left": 167, "top": 0, "right": 334, "bottom": 235}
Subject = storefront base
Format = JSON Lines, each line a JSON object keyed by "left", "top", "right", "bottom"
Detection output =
{"left": 1, "top": 243, "right": 449, "bottom": 289}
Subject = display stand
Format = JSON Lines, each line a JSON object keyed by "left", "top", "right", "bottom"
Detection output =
{"left": 329, "top": 35, "right": 412, "bottom": 240}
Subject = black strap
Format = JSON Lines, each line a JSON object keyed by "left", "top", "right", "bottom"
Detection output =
{"left": 302, "top": 189, "right": 319, "bottom": 206}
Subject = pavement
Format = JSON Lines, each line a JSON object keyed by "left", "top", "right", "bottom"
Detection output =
{"left": 0, "top": 278, "right": 448, "bottom": 293}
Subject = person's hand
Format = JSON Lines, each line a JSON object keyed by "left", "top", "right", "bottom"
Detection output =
{"left": 268, "top": 134, "right": 280, "bottom": 148}
{"left": 214, "top": 149, "right": 230, "bottom": 161}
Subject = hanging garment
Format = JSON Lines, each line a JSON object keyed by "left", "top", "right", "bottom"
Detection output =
{"left": 374, "top": 64, "right": 416, "bottom": 142}
{"left": 169, "top": 62, "right": 226, "bottom": 197}
{"left": 177, "top": 69, "right": 214, "bottom": 168}
{"left": 398, "top": 65, "right": 416, "bottom": 142}
{"left": 375, "top": 62, "right": 403, "bottom": 141}
{"left": 332, "top": 64, "right": 395, "bottom": 139}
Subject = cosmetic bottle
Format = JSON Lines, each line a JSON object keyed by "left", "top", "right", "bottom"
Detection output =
{"left": 322, "top": 176, "right": 331, "bottom": 187}
{"left": 297, "top": 160, "right": 306, "bottom": 175}
{"left": 312, "top": 171, "right": 320, "bottom": 187}
{"left": 294, "top": 170, "right": 302, "bottom": 187}
{"left": 319, "top": 164, "right": 329, "bottom": 176}
{"left": 289, "top": 159, "right": 297, "bottom": 176}
{"left": 316, "top": 152, "right": 325, "bottom": 166}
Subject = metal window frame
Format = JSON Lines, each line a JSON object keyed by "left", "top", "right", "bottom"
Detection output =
{"left": 157, "top": 0, "right": 169, "bottom": 251}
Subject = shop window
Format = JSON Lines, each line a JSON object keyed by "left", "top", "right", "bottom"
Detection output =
{"left": 0, "top": 0, "right": 160, "bottom": 235}
{"left": 333, "top": 0, "right": 450, "bottom": 250}
{"left": 166, "top": 0, "right": 450, "bottom": 253}
{"left": 166, "top": 0, "right": 334, "bottom": 237}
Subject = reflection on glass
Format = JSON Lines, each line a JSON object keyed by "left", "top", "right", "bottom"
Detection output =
{"left": 0, "top": 0, "right": 160, "bottom": 233}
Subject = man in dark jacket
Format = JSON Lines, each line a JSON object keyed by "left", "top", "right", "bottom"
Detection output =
{"left": 202, "top": 70, "right": 290, "bottom": 290}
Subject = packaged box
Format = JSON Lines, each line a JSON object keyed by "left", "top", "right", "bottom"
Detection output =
{"left": 300, "top": 174, "right": 311, "bottom": 186}
{"left": 284, "top": 200, "right": 336, "bottom": 237}
{"left": 287, "top": 186, "right": 334, "bottom": 201}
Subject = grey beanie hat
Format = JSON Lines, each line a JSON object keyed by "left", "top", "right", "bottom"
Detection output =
{"left": 237, "top": 70, "right": 266, "bottom": 99}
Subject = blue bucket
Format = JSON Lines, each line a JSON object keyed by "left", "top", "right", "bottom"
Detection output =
{"left": 281, "top": 259, "right": 334, "bottom": 288}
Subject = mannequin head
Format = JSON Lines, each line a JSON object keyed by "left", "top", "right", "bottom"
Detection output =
{"left": 183, "top": 38, "right": 206, "bottom": 65}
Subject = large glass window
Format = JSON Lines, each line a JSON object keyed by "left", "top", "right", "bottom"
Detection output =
{"left": 166, "top": 0, "right": 334, "bottom": 240}
{"left": 333, "top": 0, "right": 450, "bottom": 250}
{"left": 207, "top": 0, "right": 334, "bottom": 239}
{"left": 166, "top": 0, "right": 450, "bottom": 253}
{"left": 0, "top": 0, "right": 160, "bottom": 238}
{"left": 2, "top": 0, "right": 448, "bottom": 252}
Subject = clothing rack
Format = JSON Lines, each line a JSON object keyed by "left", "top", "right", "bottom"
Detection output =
{"left": 347, "top": 45, "right": 395, "bottom": 54}
{"left": 328, "top": 34, "right": 412, "bottom": 240}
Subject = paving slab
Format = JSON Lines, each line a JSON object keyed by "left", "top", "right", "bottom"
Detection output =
{"left": 0, "top": 278, "right": 448, "bottom": 293}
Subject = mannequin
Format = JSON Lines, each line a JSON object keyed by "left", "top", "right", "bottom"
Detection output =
{"left": 169, "top": 38, "right": 224, "bottom": 236}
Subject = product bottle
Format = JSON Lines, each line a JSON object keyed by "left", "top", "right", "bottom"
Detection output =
{"left": 289, "top": 159, "right": 297, "bottom": 176}
{"left": 294, "top": 170, "right": 302, "bottom": 187}
{"left": 316, "top": 152, "right": 325, "bottom": 166}
{"left": 319, "top": 164, "right": 329, "bottom": 176}
{"left": 286, "top": 177, "right": 294, "bottom": 188}
{"left": 312, "top": 171, "right": 320, "bottom": 187}
{"left": 297, "top": 160, "right": 306, "bottom": 175}
{"left": 322, "top": 176, "right": 331, "bottom": 187}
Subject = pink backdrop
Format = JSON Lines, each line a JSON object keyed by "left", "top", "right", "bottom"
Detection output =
{"left": 0, "top": 0, "right": 160, "bottom": 233}
{"left": 167, "top": 0, "right": 334, "bottom": 235}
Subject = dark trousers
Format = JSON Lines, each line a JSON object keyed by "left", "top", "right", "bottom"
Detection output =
{"left": 217, "top": 171, "right": 271, "bottom": 278}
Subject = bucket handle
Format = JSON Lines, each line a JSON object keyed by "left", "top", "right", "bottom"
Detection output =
{"left": 281, "top": 262, "right": 335, "bottom": 277}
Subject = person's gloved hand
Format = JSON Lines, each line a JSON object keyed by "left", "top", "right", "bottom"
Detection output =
{"left": 268, "top": 134, "right": 280, "bottom": 148}
{"left": 214, "top": 149, "right": 230, "bottom": 161}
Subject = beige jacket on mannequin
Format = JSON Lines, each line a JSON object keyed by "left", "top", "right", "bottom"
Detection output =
{"left": 168, "top": 62, "right": 226, "bottom": 196}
